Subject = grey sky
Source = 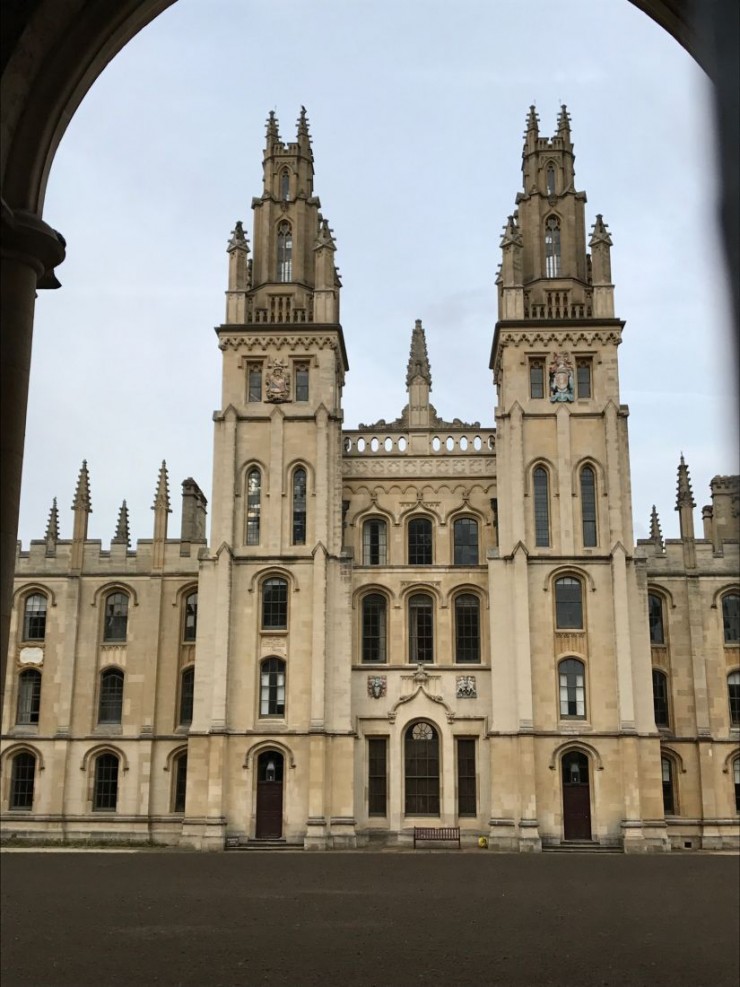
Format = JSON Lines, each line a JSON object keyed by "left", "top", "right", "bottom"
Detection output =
{"left": 20, "top": 0, "right": 738, "bottom": 548}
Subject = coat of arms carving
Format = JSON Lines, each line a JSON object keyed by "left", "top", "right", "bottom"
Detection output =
{"left": 456, "top": 675, "right": 477, "bottom": 699}
{"left": 549, "top": 351, "right": 574, "bottom": 403}
{"left": 265, "top": 360, "right": 291, "bottom": 403}
{"left": 367, "top": 675, "right": 387, "bottom": 699}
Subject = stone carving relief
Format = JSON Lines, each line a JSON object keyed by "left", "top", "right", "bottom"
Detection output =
{"left": 549, "top": 352, "right": 574, "bottom": 403}
{"left": 342, "top": 457, "right": 496, "bottom": 477}
{"left": 367, "top": 675, "right": 387, "bottom": 699}
{"left": 265, "top": 360, "right": 291, "bottom": 403}
{"left": 456, "top": 675, "right": 477, "bottom": 698}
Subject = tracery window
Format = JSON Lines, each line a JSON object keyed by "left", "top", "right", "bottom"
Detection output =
{"left": 183, "top": 591, "right": 198, "bottom": 642}
{"left": 408, "top": 593, "right": 434, "bottom": 664}
{"left": 280, "top": 168, "right": 290, "bottom": 201}
{"left": 408, "top": 517, "right": 433, "bottom": 565}
{"left": 103, "top": 591, "right": 128, "bottom": 643}
{"left": 453, "top": 518, "right": 479, "bottom": 565}
{"left": 246, "top": 468, "right": 261, "bottom": 545}
{"left": 23, "top": 593, "right": 47, "bottom": 641}
{"left": 652, "top": 668, "right": 670, "bottom": 728}
{"left": 723, "top": 593, "right": 740, "bottom": 644}
{"left": 648, "top": 594, "right": 665, "bottom": 645}
{"left": 262, "top": 578, "right": 288, "bottom": 630}
{"left": 546, "top": 164, "right": 556, "bottom": 196}
{"left": 362, "top": 594, "right": 387, "bottom": 664}
{"left": 533, "top": 467, "right": 550, "bottom": 548}
{"left": 93, "top": 753, "right": 119, "bottom": 811}
{"left": 559, "top": 658, "right": 586, "bottom": 718}
{"left": 16, "top": 669, "right": 41, "bottom": 725}
{"left": 363, "top": 519, "right": 387, "bottom": 565}
{"left": 10, "top": 752, "right": 36, "bottom": 810}
{"left": 580, "top": 466, "right": 597, "bottom": 547}
{"left": 454, "top": 594, "right": 480, "bottom": 664}
{"left": 544, "top": 216, "right": 561, "bottom": 277}
{"left": 98, "top": 668, "right": 124, "bottom": 724}
{"left": 260, "top": 657, "right": 286, "bottom": 716}
{"left": 404, "top": 721, "right": 440, "bottom": 815}
{"left": 277, "top": 221, "right": 292, "bottom": 282}
{"left": 555, "top": 577, "right": 583, "bottom": 629}
{"left": 292, "top": 468, "right": 307, "bottom": 545}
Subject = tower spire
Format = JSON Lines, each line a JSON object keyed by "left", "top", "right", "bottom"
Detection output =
{"left": 406, "top": 319, "right": 432, "bottom": 388}
{"left": 71, "top": 460, "right": 91, "bottom": 569}
{"left": 297, "top": 105, "right": 311, "bottom": 145}
{"left": 72, "top": 460, "right": 91, "bottom": 513}
{"left": 675, "top": 454, "right": 696, "bottom": 563}
{"left": 226, "top": 220, "right": 250, "bottom": 323}
{"left": 649, "top": 505, "right": 664, "bottom": 551}
{"left": 152, "top": 461, "right": 171, "bottom": 514}
{"left": 113, "top": 500, "right": 130, "bottom": 548}
{"left": 265, "top": 109, "right": 280, "bottom": 147}
{"left": 556, "top": 103, "right": 571, "bottom": 139}
{"left": 45, "top": 497, "right": 59, "bottom": 556}
{"left": 525, "top": 104, "right": 539, "bottom": 136}
{"left": 152, "top": 461, "right": 170, "bottom": 569}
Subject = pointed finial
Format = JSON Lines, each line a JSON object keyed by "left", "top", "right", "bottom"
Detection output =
{"left": 557, "top": 104, "right": 571, "bottom": 134}
{"left": 406, "top": 319, "right": 432, "bottom": 389}
{"left": 500, "top": 214, "right": 523, "bottom": 248}
{"left": 314, "top": 216, "right": 336, "bottom": 250}
{"left": 649, "top": 505, "right": 664, "bottom": 550}
{"left": 297, "top": 105, "right": 310, "bottom": 137}
{"left": 265, "top": 109, "right": 280, "bottom": 144}
{"left": 112, "top": 500, "right": 131, "bottom": 547}
{"left": 589, "top": 214, "right": 613, "bottom": 247}
{"left": 227, "top": 220, "right": 248, "bottom": 253}
{"left": 72, "top": 460, "right": 92, "bottom": 513}
{"left": 526, "top": 104, "right": 539, "bottom": 134}
{"left": 676, "top": 454, "right": 696, "bottom": 510}
{"left": 152, "top": 461, "right": 171, "bottom": 513}
{"left": 45, "top": 497, "right": 59, "bottom": 542}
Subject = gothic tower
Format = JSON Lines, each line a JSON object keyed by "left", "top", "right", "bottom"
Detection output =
{"left": 185, "top": 109, "right": 353, "bottom": 849}
{"left": 488, "top": 106, "right": 666, "bottom": 851}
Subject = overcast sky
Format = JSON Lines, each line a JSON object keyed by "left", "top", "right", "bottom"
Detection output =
{"left": 20, "top": 0, "right": 738, "bottom": 549}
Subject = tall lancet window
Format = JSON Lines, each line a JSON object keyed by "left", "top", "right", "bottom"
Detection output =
{"left": 292, "top": 468, "right": 307, "bottom": 545}
{"left": 533, "top": 466, "right": 550, "bottom": 547}
{"left": 246, "top": 467, "right": 261, "bottom": 545}
{"left": 277, "top": 221, "right": 292, "bottom": 282}
{"left": 280, "top": 168, "right": 290, "bottom": 201}
{"left": 544, "top": 216, "right": 561, "bottom": 277}
{"left": 546, "top": 164, "right": 556, "bottom": 196}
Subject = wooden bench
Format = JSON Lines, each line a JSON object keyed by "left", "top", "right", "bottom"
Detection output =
{"left": 413, "top": 826, "right": 461, "bottom": 849}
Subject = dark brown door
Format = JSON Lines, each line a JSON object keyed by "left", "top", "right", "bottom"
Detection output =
{"left": 256, "top": 751, "right": 284, "bottom": 839}
{"left": 562, "top": 751, "right": 592, "bottom": 841}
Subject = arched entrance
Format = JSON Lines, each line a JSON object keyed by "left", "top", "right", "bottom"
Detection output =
{"left": 255, "top": 750, "right": 284, "bottom": 839}
{"left": 562, "top": 751, "right": 592, "bottom": 841}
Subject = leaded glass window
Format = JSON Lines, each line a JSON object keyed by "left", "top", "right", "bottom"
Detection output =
{"left": 409, "top": 594, "right": 434, "bottom": 664}
{"left": 545, "top": 216, "right": 561, "bottom": 277}
{"left": 16, "top": 669, "right": 41, "bottom": 725}
{"left": 183, "top": 591, "right": 198, "bottom": 642}
{"left": 729, "top": 671, "right": 740, "bottom": 727}
{"left": 23, "top": 593, "right": 47, "bottom": 641}
{"left": 555, "top": 577, "right": 583, "bottom": 629}
{"left": 722, "top": 594, "right": 739, "bottom": 644}
{"left": 652, "top": 668, "right": 670, "bottom": 728}
{"left": 292, "top": 468, "right": 307, "bottom": 545}
{"left": 576, "top": 360, "right": 592, "bottom": 399}
{"left": 173, "top": 753, "right": 188, "bottom": 813}
{"left": 246, "top": 468, "right": 261, "bottom": 545}
{"left": 368, "top": 738, "right": 387, "bottom": 816}
{"left": 93, "top": 753, "right": 119, "bottom": 811}
{"left": 277, "top": 221, "right": 292, "bottom": 282}
{"left": 179, "top": 666, "right": 194, "bottom": 726}
{"left": 295, "top": 364, "right": 309, "bottom": 402}
{"left": 455, "top": 594, "right": 480, "bottom": 664}
{"left": 580, "top": 466, "right": 597, "bottom": 547}
{"left": 648, "top": 594, "right": 665, "bottom": 645}
{"left": 247, "top": 363, "right": 262, "bottom": 402}
{"left": 10, "top": 753, "right": 36, "bottom": 810}
{"left": 405, "top": 721, "right": 440, "bottom": 815}
{"left": 260, "top": 657, "right": 286, "bottom": 716}
{"left": 661, "top": 756, "right": 676, "bottom": 815}
{"left": 362, "top": 594, "right": 387, "bottom": 663}
{"left": 98, "top": 668, "right": 124, "bottom": 724}
{"left": 408, "top": 517, "right": 432, "bottom": 565}
{"left": 262, "top": 578, "right": 288, "bottom": 630}
{"left": 533, "top": 467, "right": 550, "bottom": 547}
{"left": 363, "top": 519, "right": 387, "bottom": 565}
{"left": 559, "top": 658, "right": 586, "bottom": 717}
{"left": 454, "top": 518, "right": 479, "bottom": 565}
{"left": 457, "top": 738, "right": 477, "bottom": 816}
{"left": 530, "top": 360, "right": 545, "bottom": 399}
{"left": 103, "top": 592, "right": 128, "bottom": 642}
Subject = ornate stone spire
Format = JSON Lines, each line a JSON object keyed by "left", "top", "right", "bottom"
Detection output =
{"left": 649, "top": 505, "right": 664, "bottom": 551}
{"left": 227, "top": 220, "right": 248, "bottom": 253}
{"left": 525, "top": 104, "right": 539, "bottom": 136}
{"left": 315, "top": 216, "right": 336, "bottom": 251}
{"left": 589, "top": 214, "right": 613, "bottom": 248}
{"left": 152, "top": 461, "right": 171, "bottom": 514}
{"left": 557, "top": 103, "right": 571, "bottom": 137}
{"left": 406, "top": 319, "right": 432, "bottom": 388}
{"left": 500, "top": 213, "right": 523, "bottom": 249}
{"left": 152, "top": 461, "right": 170, "bottom": 568}
{"left": 675, "top": 454, "right": 696, "bottom": 510}
{"left": 265, "top": 109, "right": 280, "bottom": 145}
{"left": 112, "top": 500, "right": 130, "bottom": 547}
{"left": 72, "top": 460, "right": 92, "bottom": 513}
{"left": 297, "top": 105, "right": 310, "bottom": 140}
{"left": 676, "top": 454, "right": 696, "bottom": 553}
{"left": 45, "top": 497, "right": 59, "bottom": 542}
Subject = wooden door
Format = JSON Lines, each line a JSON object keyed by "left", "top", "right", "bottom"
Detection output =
{"left": 562, "top": 751, "right": 592, "bottom": 841}
{"left": 256, "top": 751, "right": 284, "bottom": 839}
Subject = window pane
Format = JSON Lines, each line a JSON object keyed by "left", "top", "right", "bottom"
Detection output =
{"left": 248, "top": 364, "right": 262, "bottom": 402}
{"left": 530, "top": 361, "right": 544, "bottom": 399}
{"left": 648, "top": 595, "right": 665, "bottom": 645}
{"left": 362, "top": 594, "right": 387, "bottom": 663}
{"left": 661, "top": 757, "right": 675, "bottom": 814}
{"left": 16, "top": 670, "right": 41, "bottom": 725}
{"left": 292, "top": 469, "right": 307, "bottom": 545}
{"left": 405, "top": 721, "right": 440, "bottom": 815}
{"left": 10, "top": 753, "right": 36, "bottom": 809}
{"left": 576, "top": 361, "right": 591, "bottom": 399}
{"left": 533, "top": 468, "right": 550, "bottom": 547}
{"left": 262, "top": 578, "right": 288, "bottom": 629}
{"left": 555, "top": 578, "right": 583, "bottom": 629}
{"left": 23, "top": 594, "right": 47, "bottom": 641}
{"left": 174, "top": 753, "right": 188, "bottom": 813}
{"left": 246, "top": 468, "right": 261, "bottom": 545}
{"left": 457, "top": 738, "right": 477, "bottom": 816}
{"left": 408, "top": 518, "right": 432, "bottom": 565}
{"left": 409, "top": 594, "right": 434, "bottom": 664}
{"left": 103, "top": 592, "right": 128, "bottom": 642}
{"left": 559, "top": 659, "right": 586, "bottom": 717}
{"left": 580, "top": 467, "right": 597, "bottom": 547}
{"left": 295, "top": 364, "right": 309, "bottom": 402}
{"left": 277, "top": 222, "right": 292, "bottom": 282}
{"left": 455, "top": 594, "right": 480, "bottom": 664}
{"left": 183, "top": 592, "right": 198, "bottom": 641}
{"left": 260, "top": 658, "right": 286, "bottom": 716}
{"left": 652, "top": 669, "right": 670, "bottom": 727}
{"left": 98, "top": 669, "right": 124, "bottom": 724}
{"left": 545, "top": 217, "right": 561, "bottom": 277}
{"left": 368, "top": 738, "right": 387, "bottom": 816}
{"left": 454, "top": 518, "right": 479, "bottom": 565}
{"left": 179, "top": 666, "right": 194, "bottom": 725}
{"left": 729, "top": 672, "right": 740, "bottom": 726}
{"left": 363, "top": 519, "right": 387, "bottom": 565}
{"left": 94, "top": 753, "right": 119, "bottom": 811}
{"left": 722, "top": 594, "right": 739, "bottom": 643}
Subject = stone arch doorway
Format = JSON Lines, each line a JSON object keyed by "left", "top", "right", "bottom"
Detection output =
{"left": 255, "top": 749, "right": 284, "bottom": 839}
{"left": 562, "top": 750, "right": 592, "bottom": 841}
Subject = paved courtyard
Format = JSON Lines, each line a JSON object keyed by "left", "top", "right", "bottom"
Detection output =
{"left": 1, "top": 850, "right": 738, "bottom": 987}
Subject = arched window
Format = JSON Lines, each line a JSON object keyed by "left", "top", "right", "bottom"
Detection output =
{"left": 580, "top": 466, "right": 597, "bottom": 547}
{"left": 98, "top": 669, "right": 124, "bottom": 724}
{"left": 183, "top": 591, "right": 198, "bottom": 642}
{"left": 103, "top": 591, "right": 128, "bottom": 642}
{"left": 734, "top": 758, "right": 740, "bottom": 813}
{"left": 453, "top": 518, "right": 479, "bottom": 565}
{"left": 408, "top": 517, "right": 432, "bottom": 565}
{"left": 246, "top": 468, "right": 261, "bottom": 545}
{"left": 179, "top": 666, "right": 194, "bottom": 726}
{"left": 277, "top": 220, "right": 292, "bottom": 282}
{"left": 648, "top": 594, "right": 665, "bottom": 645}
{"left": 409, "top": 594, "right": 434, "bottom": 664}
{"left": 661, "top": 756, "right": 676, "bottom": 815}
{"left": 362, "top": 594, "right": 387, "bottom": 663}
{"left": 722, "top": 593, "right": 740, "bottom": 644}
{"left": 546, "top": 164, "right": 556, "bottom": 195}
{"left": 16, "top": 669, "right": 41, "bottom": 725}
{"left": 728, "top": 671, "right": 740, "bottom": 727}
{"left": 404, "top": 721, "right": 440, "bottom": 815}
{"left": 260, "top": 657, "right": 286, "bottom": 716}
{"left": 10, "top": 752, "right": 36, "bottom": 810}
{"left": 559, "top": 658, "right": 586, "bottom": 718}
{"left": 280, "top": 168, "right": 290, "bottom": 201}
{"left": 172, "top": 752, "right": 188, "bottom": 813}
{"left": 23, "top": 593, "right": 47, "bottom": 641}
{"left": 454, "top": 594, "right": 480, "bottom": 664}
{"left": 555, "top": 577, "right": 583, "bottom": 629}
{"left": 93, "top": 753, "right": 119, "bottom": 811}
{"left": 652, "top": 669, "right": 670, "bottom": 727}
{"left": 533, "top": 467, "right": 550, "bottom": 548}
{"left": 292, "top": 468, "right": 307, "bottom": 545}
{"left": 544, "top": 216, "right": 561, "bottom": 277}
{"left": 362, "top": 519, "right": 387, "bottom": 565}
{"left": 262, "top": 577, "right": 288, "bottom": 629}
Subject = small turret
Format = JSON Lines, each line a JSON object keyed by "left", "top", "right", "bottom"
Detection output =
{"left": 44, "top": 497, "right": 59, "bottom": 557}
{"left": 112, "top": 500, "right": 130, "bottom": 548}
{"left": 152, "top": 461, "right": 171, "bottom": 568}
{"left": 71, "top": 460, "right": 92, "bottom": 569}
{"left": 406, "top": 320, "right": 433, "bottom": 429}
{"left": 589, "top": 214, "right": 614, "bottom": 317}
{"left": 296, "top": 105, "right": 311, "bottom": 154}
{"left": 265, "top": 109, "right": 280, "bottom": 148}
{"left": 226, "top": 220, "right": 250, "bottom": 323}
{"left": 649, "top": 504, "right": 664, "bottom": 552}
{"left": 313, "top": 216, "right": 339, "bottom": 322}
{"left": 180, "top": 477, "right": 208, "bottom": 548}
{"left": 556, "top": 104, "right": 572, "bottom": 144}
{"left": 499, "top": 213, "right": 524, "bottom": 318}
{"left": 524, "top": 104, "right": 539, "bottom": 153}
{"left": 676, "top": 454, "right": 696, "bottom": 566}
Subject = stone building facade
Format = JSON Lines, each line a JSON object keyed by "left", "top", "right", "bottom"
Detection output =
{"left": 2, "top": 107, "right": 738, "bottom": 851}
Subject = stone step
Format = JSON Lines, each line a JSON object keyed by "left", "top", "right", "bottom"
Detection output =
{"left": 226, "top": 839, "right": 303, "bottom": 851}
{"left": 542, "top": 841, "right": 623, "bottom": 853}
